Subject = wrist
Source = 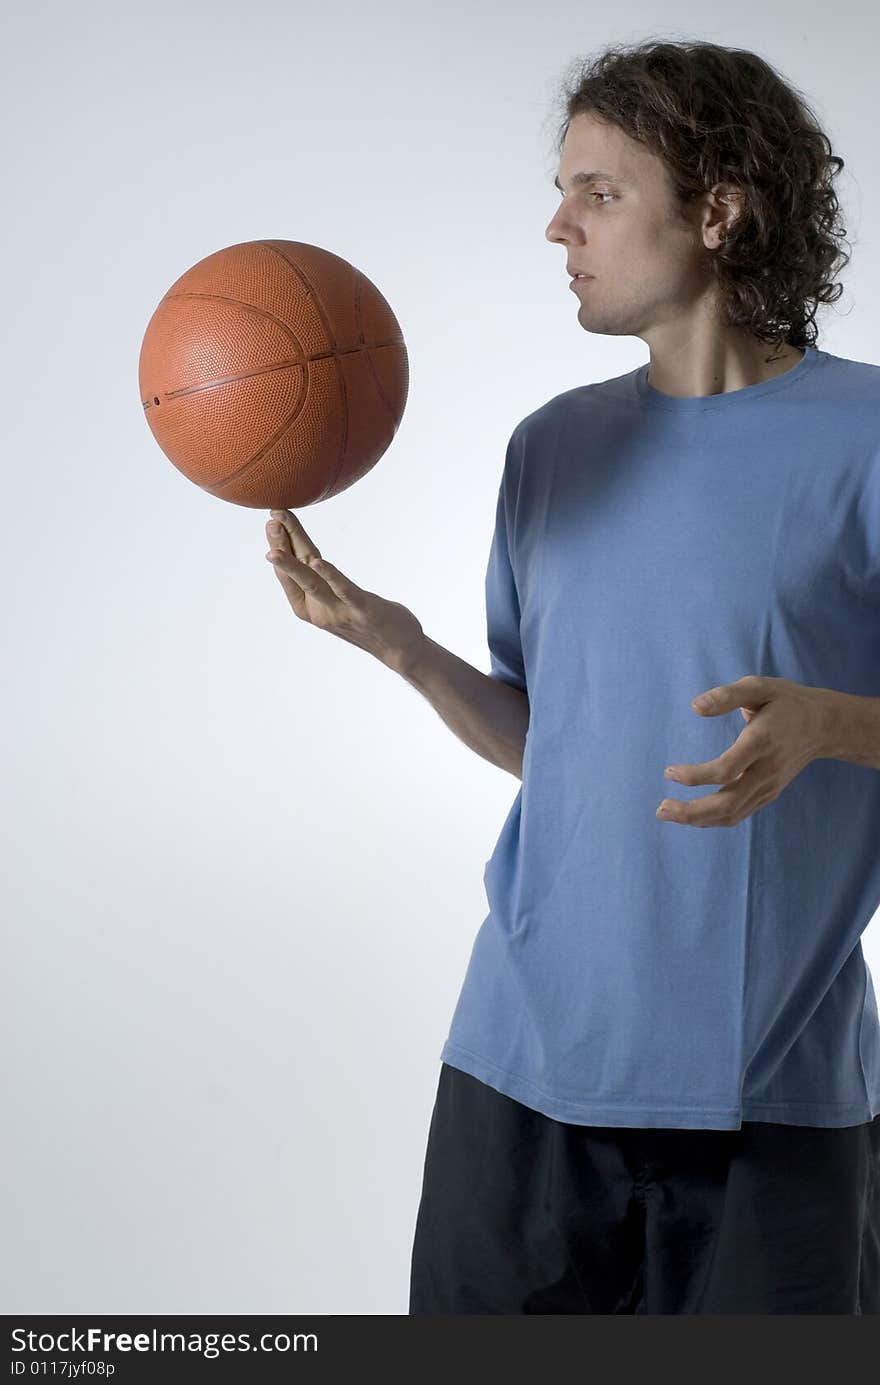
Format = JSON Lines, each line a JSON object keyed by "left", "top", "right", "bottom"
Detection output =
{"left": 811, "top": 687, "right": 880, "bottom": 769}
{"left": 387, "top": 630, "right": 431, "bottom": 681}
{"left": 811, "top": 686, "right": 866, "bottom": 762}
{"left": 810, "top": 687, "right": 844, "bottom": 760}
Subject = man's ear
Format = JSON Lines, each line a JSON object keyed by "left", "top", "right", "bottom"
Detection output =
{"left": 705, "top": 181, "right": 747, "bottom": 245}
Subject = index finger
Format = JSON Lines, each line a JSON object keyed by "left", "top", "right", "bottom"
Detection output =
{"left": 267, "top": 508, "right": 322, "bottom": 565}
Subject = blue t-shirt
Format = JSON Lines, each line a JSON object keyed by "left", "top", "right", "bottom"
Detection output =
{"left": 440, "top": 345, "right": 880, "bottom": 1130}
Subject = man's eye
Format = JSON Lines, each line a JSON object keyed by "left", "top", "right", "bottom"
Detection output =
{"left": 557, "top": 190, "right": 614, "bottom": 204}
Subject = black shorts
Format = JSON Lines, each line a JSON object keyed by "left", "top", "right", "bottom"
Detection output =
{"left": 408, "top": 1062, "right": 880, "bottom": 1314}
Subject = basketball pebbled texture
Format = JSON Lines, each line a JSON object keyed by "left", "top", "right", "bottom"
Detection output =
{"left": 138, "top": 239, "right": 409, "bottom": 508}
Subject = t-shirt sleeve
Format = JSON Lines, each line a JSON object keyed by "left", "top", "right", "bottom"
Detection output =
{"left": 485, "top": 440, "right": 528, "bottom": 694}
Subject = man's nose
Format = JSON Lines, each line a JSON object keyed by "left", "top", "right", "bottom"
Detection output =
{"left": 545, "top": 219, "right": 577, "bottom": 248}
{"left": 545, "top": 214, "right": 564, "bottom": 243}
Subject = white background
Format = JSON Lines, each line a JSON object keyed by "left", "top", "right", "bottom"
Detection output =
{"left": 3, "top": 0, "right": 878, "bottom": 1314}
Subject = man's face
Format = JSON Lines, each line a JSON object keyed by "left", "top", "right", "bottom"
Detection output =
{"left": 545, "top": 112, "right": 713, "bottom": 339}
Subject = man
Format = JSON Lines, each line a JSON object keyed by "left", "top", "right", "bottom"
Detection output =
{"left": 264, "top": 40, "right": 880, "bottom": 1312}
{"left": 406, "top": 39, "right": 880, "bottom": 1315}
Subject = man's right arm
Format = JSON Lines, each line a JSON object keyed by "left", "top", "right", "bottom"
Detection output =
{"left": 386, "top": 633, "right": 529, "bottom": 780}
{"left": 260, "top": 508, "right": 528, "bottom": 777}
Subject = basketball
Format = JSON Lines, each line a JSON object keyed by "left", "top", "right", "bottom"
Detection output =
{"left": 138, "top": 240, "right": 409, "bottom": 509}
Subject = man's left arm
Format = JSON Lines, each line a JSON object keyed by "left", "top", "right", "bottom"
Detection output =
{"left": 656, "top": 677, "right": 880, "bottom": 827}
{"left": 813, "top": 688, "right": 880, "bottom": 771}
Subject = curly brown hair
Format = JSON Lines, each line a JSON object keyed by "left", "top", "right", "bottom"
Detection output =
{"left": 549, "top": 38, "right": 851, "bottom": 352}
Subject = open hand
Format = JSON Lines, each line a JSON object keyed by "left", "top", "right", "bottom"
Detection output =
{"left": 263, "top": 509, "right": 425, "bottom": 670}
{"left": 656, "top": 675, "right": 831, "bottom": 828}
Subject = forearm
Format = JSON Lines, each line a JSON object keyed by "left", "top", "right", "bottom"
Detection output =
{"left": 387, "top": 634, "right": 529, "bottom": 778}
{"left": 815, "top": 689, "right": 880, "bottom": 770}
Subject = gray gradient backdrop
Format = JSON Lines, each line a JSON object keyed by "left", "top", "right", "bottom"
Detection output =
{"left": 3, "top": 0, "right": 878, "bottom": 1314}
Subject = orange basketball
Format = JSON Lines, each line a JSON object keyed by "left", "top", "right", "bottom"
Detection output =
{"left": 138, "top": 240, "right": 409, "bottom": 508}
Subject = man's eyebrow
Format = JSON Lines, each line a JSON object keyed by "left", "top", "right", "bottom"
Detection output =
{"left": 553, "top": 170, "right": 626, "bottom": 191}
